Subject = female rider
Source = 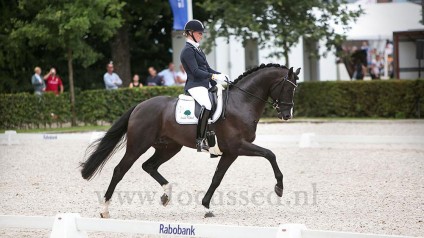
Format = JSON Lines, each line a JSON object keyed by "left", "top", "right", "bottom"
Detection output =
{"left": 180, "top": 19, "right": 227, "bottom": 152}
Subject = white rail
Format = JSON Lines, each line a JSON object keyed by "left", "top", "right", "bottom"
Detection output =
{"left": 0, "top": 213, "right": 411, "bottom": 238}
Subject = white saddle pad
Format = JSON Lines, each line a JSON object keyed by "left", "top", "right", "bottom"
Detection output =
{"left": 175, "top": 84, "right": 224, "bottom": 125}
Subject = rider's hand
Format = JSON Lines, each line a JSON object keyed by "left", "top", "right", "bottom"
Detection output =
{"left": 214, "top": 74, "right": 228, "bottom": 83}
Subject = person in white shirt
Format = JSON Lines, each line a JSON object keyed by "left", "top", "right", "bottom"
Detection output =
{"left": 104, "top": 62, "right": 122, "bottom": 90}
{"left": 175, "top": 64, "right": 187, "bottom": 86}
{"left": 158, "top": 63, "right": 177, "bottom": 86}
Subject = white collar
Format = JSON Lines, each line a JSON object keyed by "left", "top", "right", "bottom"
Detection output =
{"left": 187, "top": 39, "right": 199, "bottom": 48}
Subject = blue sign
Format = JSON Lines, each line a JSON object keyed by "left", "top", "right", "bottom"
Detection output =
{"left": 169, "top": 0, "right": 188, "bottom": 30}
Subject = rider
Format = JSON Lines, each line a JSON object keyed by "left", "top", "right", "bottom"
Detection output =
{"left": 180, "top": 19, "right": 228, "bottom": 152}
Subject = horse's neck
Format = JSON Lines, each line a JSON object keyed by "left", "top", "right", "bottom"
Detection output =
{"left": 229, "top": 69, "right": 282, "bottom": 118}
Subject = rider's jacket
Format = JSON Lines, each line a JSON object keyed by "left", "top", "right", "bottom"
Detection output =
{"left": 180, "top": 42, "right": 219, "bottom": 91}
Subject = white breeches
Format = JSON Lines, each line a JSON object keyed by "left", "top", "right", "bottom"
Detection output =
{"left": 188, "top": 86, "right": 211, "bottom": 110}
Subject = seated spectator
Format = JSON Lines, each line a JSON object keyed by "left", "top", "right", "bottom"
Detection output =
{"left": 158, "top": 62, "right": 177, "bottom": 86}
{"left": 31, "top": 66, "right": 45, "bottom": 96}
{"left": 129, "top": 74, "right": 143, "bottom": 88}
{"left": 43, "top": 67, "right": 64, "bottom": 95}
{"left": 104, "top": 62, "right": 122, "bottom": 90}
{"left": 146, "top": 67, "right": 163, "bottom": 86}
{"left": 175, "top": 64, "right": 187, "bottom": 86}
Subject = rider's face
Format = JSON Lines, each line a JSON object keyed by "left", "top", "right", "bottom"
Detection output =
{"left": 193, "top": 31, "right": 203, "bottom": 42}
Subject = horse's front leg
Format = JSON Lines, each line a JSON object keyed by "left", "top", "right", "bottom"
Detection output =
{"left": 202, "top": 153, "right": 237, "bottom": 217}
{"left": 238, "top": 141, "right": 284, "bottom": 197}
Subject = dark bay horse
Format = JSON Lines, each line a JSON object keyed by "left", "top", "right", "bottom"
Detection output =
{"left": 81, "top": 63, "right": 300, "bottom": 218}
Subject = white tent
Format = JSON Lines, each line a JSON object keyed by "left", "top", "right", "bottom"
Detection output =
{"left": 345, "top": 2, "right": 423, "bottom": 40}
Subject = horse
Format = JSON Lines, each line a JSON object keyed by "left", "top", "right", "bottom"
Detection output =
{"left": 80, "top": 63, "right": 300, "bottom": 218}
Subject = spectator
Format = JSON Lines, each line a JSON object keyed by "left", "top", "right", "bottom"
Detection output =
{"left": 31, "top": 66, "right": 45, "bottom": 96}
{"left": 146, "top": 67, "right": 163, "bottom": 86}
{"left": 175, "top": 64, "right": 187, "bottom": 86}
{"left": 43, "top": 67, "right": 64, "bottom": 95}
{"left": 129, "top": 74, "right": 143, "bottom": 88}
{"left": 384, "top": 39, "right": 393, "bottom": 56}
{"left": 158, "top": 62, "right": 177, "bottom": 86}
{"left": 104, "top": 62, "right": 122, "bottom": 90}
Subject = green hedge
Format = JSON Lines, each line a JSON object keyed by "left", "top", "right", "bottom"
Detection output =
{"left": 0, "top": 80, "right": 423, "bottom": 129}
{"left": 294, "top": 80, "right": 424, "bottom": 118}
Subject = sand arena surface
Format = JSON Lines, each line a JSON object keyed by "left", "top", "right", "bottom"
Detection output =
{"left": 0, "top": 121, "right": 423, "bottom": 237}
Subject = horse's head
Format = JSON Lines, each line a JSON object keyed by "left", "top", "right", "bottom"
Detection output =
{"left": 272, "top": 67, "right": 300, "bottom": 120}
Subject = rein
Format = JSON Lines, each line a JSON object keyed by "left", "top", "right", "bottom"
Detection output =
{"left": 222, "top": 73, "right": 296, "bottom": 119}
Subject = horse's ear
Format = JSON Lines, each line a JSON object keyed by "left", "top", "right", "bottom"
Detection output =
{"left": 289, "top": 67, "right": 293, "bottom": 75}
{"left": 295, "top": 68, "right": 301, "bottom": 76}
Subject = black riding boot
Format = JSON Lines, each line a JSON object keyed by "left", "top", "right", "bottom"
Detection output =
{"left": 196, "top": 106, "right": 211, "bottom": 152}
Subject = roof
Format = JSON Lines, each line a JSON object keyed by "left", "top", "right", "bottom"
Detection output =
{"left": 342, "top": 2, "right": 423, "bottom": 40}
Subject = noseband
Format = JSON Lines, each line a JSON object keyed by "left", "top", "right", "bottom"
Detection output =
{"left": 227, "top": 73, "right": 297, "bottom": 113}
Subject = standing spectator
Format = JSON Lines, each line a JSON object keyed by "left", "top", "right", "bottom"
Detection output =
{"left": 43, "top": 67, "right": 64, "bottom": 95}
{"left": 361, "top": 41, "right": 372, "bottom": 67}
{"left": 384, "top": 39, "right": 393, "bottom": 56}
{"left": 31, "top": 66, "right": 45, "bottom": 96}
{"left": 129, "top": 74, "right": 143, "bottom": 88}
{"left": 158, "top": 62, "right": 177, "bottom": 86}
{"left": 103, "top": 62, "right": 122, "bottom": 90}
{"left": 175, "top": 64, "right": 187, "bottom": 86}
{"left": 146, "top": 67, "right": 163, "bottom": 86}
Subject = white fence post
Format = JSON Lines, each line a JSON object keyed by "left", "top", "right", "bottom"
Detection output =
{"left": 299, "top": 133, "right": 318, "bottom": 148}
{"left": 5, "top": 130, "right": 18, "bottom": 145}
{"left": 50, "top": 213, "right": 87, "bottom": 238}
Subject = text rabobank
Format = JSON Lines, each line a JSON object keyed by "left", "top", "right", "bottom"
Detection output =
{"left": 159, "top": 223, "right": 195, "bottom": 236}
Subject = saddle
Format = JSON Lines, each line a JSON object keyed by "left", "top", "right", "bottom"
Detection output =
{"left": 175, "top": 84, "right": 224, "bottom": 125}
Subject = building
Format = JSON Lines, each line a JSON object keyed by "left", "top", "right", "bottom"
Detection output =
{"left": 172, "top": 1, "right": 423, "bottom": 81}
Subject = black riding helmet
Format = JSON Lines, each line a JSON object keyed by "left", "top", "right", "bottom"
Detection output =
{"left": 184, "top": 19, "right": 205, "bottom": 43}
{"left": 184, "top": 19, "right": 205, "bottom": 32}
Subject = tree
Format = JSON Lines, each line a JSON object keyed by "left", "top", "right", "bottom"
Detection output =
{"left": 198, "top": 0, "right": 363, "bottom": 66}
{"left": 111, "top": 0, "right": 173, "bottom": 86}
{"left": 9, "top": 0, "right": 124, "bottom": 125}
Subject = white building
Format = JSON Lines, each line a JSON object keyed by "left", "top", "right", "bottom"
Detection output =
{"left": 172, "top": 2, "right": 423, "bottom": 81}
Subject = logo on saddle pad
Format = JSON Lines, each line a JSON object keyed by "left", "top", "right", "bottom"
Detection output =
{"left": 175, "top": 84, "right": 224, "bottom": 125}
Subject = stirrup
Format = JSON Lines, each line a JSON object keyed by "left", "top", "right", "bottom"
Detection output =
{"left": 196, "top": 139, "right": 209, "bottom": 152}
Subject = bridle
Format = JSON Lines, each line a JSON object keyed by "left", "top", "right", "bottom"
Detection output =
{"left": 225, "top": 72, "right": 297, "bottom": 113}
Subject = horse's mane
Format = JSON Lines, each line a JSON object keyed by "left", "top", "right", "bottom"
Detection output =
{"left": 231, "top": 63, "right": 288, "bottom": 85}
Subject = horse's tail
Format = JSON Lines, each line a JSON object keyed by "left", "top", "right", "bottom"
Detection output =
{"left": 80, "top": 106, "right": 137, "bottom": 180}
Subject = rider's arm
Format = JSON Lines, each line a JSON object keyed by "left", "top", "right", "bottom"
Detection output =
{"left": 206, "top": 62, "right": 220, "bottom": 75}
{"left": 181, "top": 48, "right": 213, "bottom": 81}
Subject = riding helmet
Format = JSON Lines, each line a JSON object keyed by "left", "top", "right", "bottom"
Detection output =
{"left": 184, "top": 19, "right": 205, "bottom": 33}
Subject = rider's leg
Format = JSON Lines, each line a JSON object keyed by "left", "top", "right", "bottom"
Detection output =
{"left": 196, "top": 106, "right": 211, "bottom": 151}
{"left": 187, "top": 87, "right": 212, "bottom": 152}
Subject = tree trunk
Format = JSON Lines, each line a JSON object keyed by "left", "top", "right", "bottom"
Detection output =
{"left": 67, "top": 48, "right": 77, "bottom": 126}
{"left": 111, "top": 25, "right": 131, "bottom": 87}
{"left": 283, "top": 50, "right": 289, "bottom": 67}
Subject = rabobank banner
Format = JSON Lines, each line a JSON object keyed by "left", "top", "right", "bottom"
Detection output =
{"left": 169, "top": 0, "right": 189, "bottom": 30}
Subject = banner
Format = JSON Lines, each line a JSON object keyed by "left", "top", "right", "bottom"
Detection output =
{"left": 169, "top": 0, "right": 189, "bottom": 30}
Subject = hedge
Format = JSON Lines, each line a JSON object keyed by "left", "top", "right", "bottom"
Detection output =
{"left": 0, "top": 80, "right": 423, "bottom": 129}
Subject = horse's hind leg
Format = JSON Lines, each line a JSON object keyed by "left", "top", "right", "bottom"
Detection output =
{"left": 142, "top": 143, "right": 182, "bottom": 206}
{"left": 101, "top": 142, "right": 152, "bottom": 218}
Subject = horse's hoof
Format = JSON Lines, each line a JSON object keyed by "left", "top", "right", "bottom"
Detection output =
{"left": 100, "top": 212, "right": 110, "bottom": 218}
{"left": 161, "top": 193, "right": 170, "bottom": 206}
{"left": 275, "top": 184, "right": 283, "bottom": 197}
{"left": 204, "top": 211, "right": 215, "bottom": 218}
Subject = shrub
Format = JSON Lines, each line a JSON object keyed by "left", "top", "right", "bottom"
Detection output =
{"left": 1, "top": 81, "right": 423, "bottom": 130}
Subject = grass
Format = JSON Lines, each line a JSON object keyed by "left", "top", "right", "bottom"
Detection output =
{"left": 0, "top": 125, "right": 110, "bottom": 134}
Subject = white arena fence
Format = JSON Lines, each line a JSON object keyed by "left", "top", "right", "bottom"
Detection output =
{"left": 1, "top": 131, "right": 424, "bottom": 147}
{"left": 0, "top": 213, "right": 412, "bottom": 238}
